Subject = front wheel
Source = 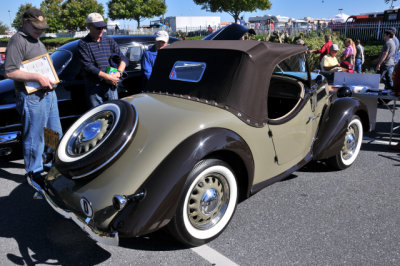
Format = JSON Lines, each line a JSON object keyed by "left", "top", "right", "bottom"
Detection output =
{"left": 328, "top": 115, "right": 363, "bottom": 170}
{"left": 168, "top": 159, "right": 238, "bottom": 246}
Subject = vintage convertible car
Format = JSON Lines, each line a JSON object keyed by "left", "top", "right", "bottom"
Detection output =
{"left": 28, "top": 40, "right": 370, "bottom": 246}
{"left": 0, "top": 35, "right": 179, "bottom": 160}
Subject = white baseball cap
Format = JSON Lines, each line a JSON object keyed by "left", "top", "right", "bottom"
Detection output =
{"left": 86, "top": 13, "right": 107, "bottom": 27}
{"left": 330, "top": 44, "right": 339, "bottom": 51}
{"left": 155, "top": 31, "right": 169, "bottom": 43}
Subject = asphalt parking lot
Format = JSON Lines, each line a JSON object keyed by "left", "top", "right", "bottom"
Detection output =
{"left": 0, "top": 102, "right": 399, "bottom": 265}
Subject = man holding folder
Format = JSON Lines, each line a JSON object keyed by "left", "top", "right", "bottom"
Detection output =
{"left": 4, "top": 8, "right": 62, "bottom": 182}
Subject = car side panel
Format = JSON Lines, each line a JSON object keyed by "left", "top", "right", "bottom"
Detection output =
{"left": 111, "top": 128, "right": 254, "bottom": 237}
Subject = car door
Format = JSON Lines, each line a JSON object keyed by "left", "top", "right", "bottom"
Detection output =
{"left": 267, "top": 79, "right": 316, "bottom": 167}
{"left": 266, "top": 56, "right": 326, "bottom": 168}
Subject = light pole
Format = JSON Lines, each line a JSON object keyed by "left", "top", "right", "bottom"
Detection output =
{"left": 338, "top": 8, "right": 343, "bottom": 14}
{"left": 8, "top": 10, "right": 12, "bottom": 29}
{"left": 162, "top": 0, "right": 165, "bottom": 25}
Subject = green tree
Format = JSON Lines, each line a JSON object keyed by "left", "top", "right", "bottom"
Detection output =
{"left": 0, "top": 21, "right": 10, "bottom": 35}
{"left": 41, "top": 0, "right": 64, "bottom": 32}
{"left": 108, "top": 0, "right": 166, "bottom": 29}
{"left": 12, "top": 3, "right": 34, "bottom": 29}
{"left": 193, "top": 0, "right": 272, "bottom": 23}
{"left": 62, "top": 0, "right": 104, "bottom": 31}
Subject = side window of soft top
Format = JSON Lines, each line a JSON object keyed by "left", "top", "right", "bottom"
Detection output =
{"left": 169, "top": 61, "right": 207, "bottom": 83}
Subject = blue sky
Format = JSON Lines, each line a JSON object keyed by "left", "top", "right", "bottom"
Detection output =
{"left": 0, "top": 0, "right": 395, "bottom": 29}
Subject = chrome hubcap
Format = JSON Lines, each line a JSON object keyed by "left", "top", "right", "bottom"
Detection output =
{"left": 200, "top": 188, "right": 220, "bottom": 215}
{"left": 81, "top": 121, "right": 102, "bottom": 141}
{"left": 187, "top": 173, "right": 229, "bottom": 230}
{"left": 342, "top": 125, "right": 358, "bottom": 160}
{"left": 67, "top": 111, "right": 115, "bottom": 156}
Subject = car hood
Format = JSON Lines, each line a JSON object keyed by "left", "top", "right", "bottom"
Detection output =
{"left": 202, "top": 23, "right": 249, "bottom": 40}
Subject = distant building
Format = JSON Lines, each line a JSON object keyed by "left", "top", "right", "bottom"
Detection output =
{"left": 248, "top": 15, "right": 290, "bottom": 31}
{"left": 164, "top": 16, "right": 220, "bottom": 32}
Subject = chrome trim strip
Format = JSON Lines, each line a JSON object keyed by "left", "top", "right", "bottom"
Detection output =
{"left": 0, "top": 103, "right": 17, "bottom": 110}
{"left": 27, "top": 178, "right": 119, "bottom": 246}
{"left": 0, "top": 124, "right": 22, "bottom": 130}
{"left": 60, "top": 114, "right": 81, "bottom": 120}
{"left": 0, "top": 131, "right": 20, "bottom": 143}
{"left": 72, "top": 102, "right": 139, "bottom": 179}
{"left": 0, "top": 115, "right": 80, "bottom": 131}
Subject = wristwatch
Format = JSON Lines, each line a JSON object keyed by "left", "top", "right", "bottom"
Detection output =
{"left": 118, "top": 70, "right": 123, "bottom": 76}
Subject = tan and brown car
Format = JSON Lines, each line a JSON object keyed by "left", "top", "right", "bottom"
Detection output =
{"left": 28, "top": 40, "right": 369, "bottom": 246}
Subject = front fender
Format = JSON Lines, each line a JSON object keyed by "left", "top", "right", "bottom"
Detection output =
{"left": 313, "top": 97, "right": 366, "bottom": 160}
{"left": 112, "top": 127, "right": 254, "bottom": 237}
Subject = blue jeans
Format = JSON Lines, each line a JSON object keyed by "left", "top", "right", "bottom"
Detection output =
{"left": 355, "top": 58, "right": 362, "bottom": 73}
{"left": 16, "top": 90, "right": 62, "bottom": 174}
{"left": 379, "top": 65, "right": 394, "bottom": 90}
{"left": 85, "top": 81, "right": 118, "bottom": 108}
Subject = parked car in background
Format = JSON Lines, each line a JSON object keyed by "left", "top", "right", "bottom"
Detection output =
{"left": 0, "top": 35, "right": 179, "bottom": 160}
{"left": 29, "top": 40, "right": 369, "bottom": 247}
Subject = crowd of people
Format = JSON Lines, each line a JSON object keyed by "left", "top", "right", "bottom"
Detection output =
{"left": 306, "top": 31, "right": 400, "bottom": 99}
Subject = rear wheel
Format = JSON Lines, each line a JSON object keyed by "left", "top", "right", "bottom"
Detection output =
{"left": 55, "top": 100, "right": 137, "bottom": 178}
{"left": 328, "top": 115, "right": 363, "bottom": 170}
{"left": 168, "top": 159, "right": 238, "bottom": 246}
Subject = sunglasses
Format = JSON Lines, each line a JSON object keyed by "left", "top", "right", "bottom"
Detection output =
{"left": 94, "top": 26, "right": 106, "bottom": 30}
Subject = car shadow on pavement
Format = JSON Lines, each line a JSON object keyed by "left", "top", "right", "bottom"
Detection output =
{"left": 361, "top": 141, "right": 400, "bottom": 153}
{"left": 298, "top": 161, "right": 336, "bottom": 173}
{"left": 119, "top": 229, "right": 188, "bottom": 251}
{"left": 0, "top": 160, "right": 25, "bottom": 184}
{"left": 0, "top": 183, "right": 112, "bottom": 265}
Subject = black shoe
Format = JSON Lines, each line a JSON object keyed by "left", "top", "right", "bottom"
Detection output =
{"left": 389, "top": 143, "right": 400, "bottom": 151}
{"left": 27, "top": 171, "right": 46, "bottom": 188}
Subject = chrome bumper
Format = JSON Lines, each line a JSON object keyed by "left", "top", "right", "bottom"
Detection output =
{"left": 0, "top": 131, "right": 20, "bottom": 143}
{"left": 0, "top": 131, "right": 21, "bottom": 157}
{"left": 27, "top": 177, "right": 119, "bottom": 246}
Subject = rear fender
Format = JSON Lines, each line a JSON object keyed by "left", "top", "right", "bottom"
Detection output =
{"left": 112, "top": 127, "right": 254, "bottom": 237}
{"left": 313, "top": 97, "right": 366, "bottom": 160}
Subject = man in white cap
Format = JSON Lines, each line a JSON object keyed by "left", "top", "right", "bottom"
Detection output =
{"left": 78, "top": 12, "right": 128, "bottom": 108}
{"left": 4, "top": 8, "right": 62, "bottom": 183}
{"left": 320, "top": 44, "right": 341, "bottom": 72}
{"left": 141, "top": 30, "right": 169, "bottom": 84}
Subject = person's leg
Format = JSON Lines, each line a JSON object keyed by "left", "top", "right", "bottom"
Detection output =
{"left": 386, "top": 65, "right": 394, "bottom": 90}
{"left": 43, "top": 91, "right": 63, "bottom": 169}
{"left": 16, "top": 91, "right": 48, "bottom": 174}
{"left": 355, "top": 58, "right": 362, "bottom": 73}
{"left": 46, "top": 91, "right": 62, "bottom": 137}
{"left": 105, "top": 88, "right": 118, "bottom": 101}
{"left": 86, "top": 83, "right": 104, "bottom": 108}
{"left": 380, "top": 66, "right": 390, "bottom": 90}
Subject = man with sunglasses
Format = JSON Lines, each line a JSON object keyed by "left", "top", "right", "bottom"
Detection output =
{"left": 78, "top": 13, "right": 128, "bottom": 108}
{"left": 4, "top": 8, "right": 62, "bottom": 182}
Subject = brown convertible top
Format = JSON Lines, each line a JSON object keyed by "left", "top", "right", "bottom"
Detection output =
{"left": 145, "top": 40, "right": 308, "bottom": 127}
